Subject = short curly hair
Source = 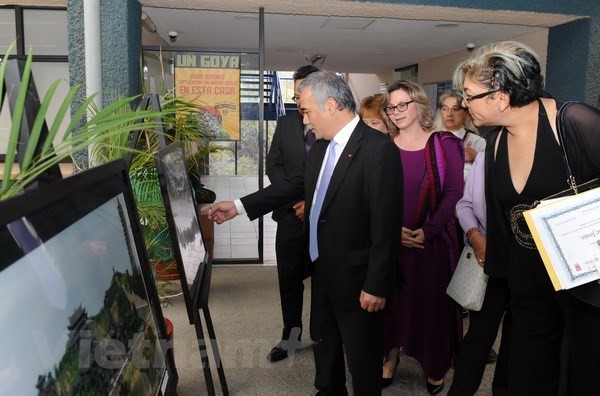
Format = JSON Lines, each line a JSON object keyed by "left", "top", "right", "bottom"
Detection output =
{"left": 452, "top": 41, "right": 544, "bottom": 108}
{"left": 359, "top": 93, "right": 384, "bottom": 120}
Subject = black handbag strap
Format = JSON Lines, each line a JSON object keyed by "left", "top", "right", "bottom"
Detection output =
{"left": 556, "top": 101, "right": 580, "bottom": 193}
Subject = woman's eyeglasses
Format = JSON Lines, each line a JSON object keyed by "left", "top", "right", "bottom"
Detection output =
{"left": 441, "top": 106, "right": 465, "bottom": 113}
{"left": 384, "top": 101, "right": 414, "bottom": 115}
{"left": 460, "top": 89, "right": 500, "bottom": 103}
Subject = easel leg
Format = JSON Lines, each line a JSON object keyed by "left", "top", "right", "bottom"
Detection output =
{"left": 203, "top": 306, "right": 229, "bottom": 395}
{"left": 194, "top": 310, "right": 216, "bottom": 396}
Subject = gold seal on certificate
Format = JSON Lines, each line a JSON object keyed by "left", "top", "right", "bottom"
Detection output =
{"left": 524, "top": 187, "right": 600, "bottom": 291}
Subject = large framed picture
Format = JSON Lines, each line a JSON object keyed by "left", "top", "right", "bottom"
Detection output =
{"left": 0, "top": 159, "right": 177, "bottom": 395}
{"left": 155, "top": 141, "right": 210, "bottom": 323}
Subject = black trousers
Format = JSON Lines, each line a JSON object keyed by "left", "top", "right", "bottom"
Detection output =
{"left": 448, "top": 277, "right": 510, "bottom": 396}
{"left": 507, "top": 251, "right": 600, "bottom": 395}
{"left": 310, "top": 261, "right": 384, "bottom": 396}
{"left": 274, "top": 221, "right": 305, "bottom": 340}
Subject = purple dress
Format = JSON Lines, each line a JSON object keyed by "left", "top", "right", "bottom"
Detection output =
{"left": 385, "top": 137, "right": 464, "bottom": 380}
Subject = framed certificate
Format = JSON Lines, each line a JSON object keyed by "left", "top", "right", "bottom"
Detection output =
{"left": 524, "top": 187, "right": 600, "bottom": 291}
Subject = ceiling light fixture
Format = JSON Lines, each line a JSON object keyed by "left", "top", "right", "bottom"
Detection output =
{"left": 321, "top": 18, "right": 374, "bottom": 30}
{"left": 305, "top": 54, "right": 323, "bottom": 63}
{"left": 141, "top": 12, "right": 156, "bottom": 33}
{"left": 234, "top": 15, "right": 259, "bottom": 21}
{"left": 434, "top": 23, "right": 459, "bottom": 28}
{"left": 305, "top": 54, "right": 326, "bottom": 68}
{"left": 276, "top": 47, "right": 306, "bottom": 53}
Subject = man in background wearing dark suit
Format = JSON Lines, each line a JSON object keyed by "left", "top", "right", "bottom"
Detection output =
{"left": 205, "top": 71, "right": 402, "bottom": 395}
{"left": 265, "top": 65, "right": 319, "bottom": 363}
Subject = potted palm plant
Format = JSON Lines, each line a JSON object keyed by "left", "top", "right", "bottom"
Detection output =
{"left": 1, "top": 44, "right": 225, "bottom": 290}
{"left": 90, "top": 94, "right": 226, "bottom": 283}
{"left": 0, "top": 47, "right": 181, "bottom": 297}
{"left": 0, "top": 46, "right": 175, "bottom": 200}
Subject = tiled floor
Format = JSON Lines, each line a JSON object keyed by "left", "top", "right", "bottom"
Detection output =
{"left": 202, "top": 175, "right": 277, "bottom": 263}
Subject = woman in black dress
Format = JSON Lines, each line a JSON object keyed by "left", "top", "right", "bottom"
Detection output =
{"left": 452, "top": 40, "right": 600, "bottom": 395}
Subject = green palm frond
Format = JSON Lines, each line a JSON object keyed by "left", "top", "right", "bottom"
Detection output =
{"left": 0, "top": 45, "right": 179, "bottom": 200}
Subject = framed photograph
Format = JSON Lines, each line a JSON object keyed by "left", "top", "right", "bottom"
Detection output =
{"left": 0, "top": 159, "right": 177, "bottom": 395}
{"left": 155, "top": 141, "right": 210, "bottom": 322}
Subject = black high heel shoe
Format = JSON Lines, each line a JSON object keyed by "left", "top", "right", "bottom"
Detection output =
{"left": 425, "top": 379, "right": 444, "bottom": 395}
{"left": 381, "top": 355, "right": 400, "bottom": 388}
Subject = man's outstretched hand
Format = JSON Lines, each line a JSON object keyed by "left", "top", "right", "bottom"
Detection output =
{"left": 200, "top": 201, "right": 239, "bottom": 224}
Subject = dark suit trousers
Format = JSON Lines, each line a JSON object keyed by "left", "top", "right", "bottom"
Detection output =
{"left": 448, "top": 277, "right": 510, "bottom": 396}
{"left": 310, "top": 260, "right": 384, "bottom": 396}
{"left": 275, "top": 221, "right": 305, "bottom": 340}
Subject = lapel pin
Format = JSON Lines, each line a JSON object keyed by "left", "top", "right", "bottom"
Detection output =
{"left": 347, "top": 154, "right": 352, "bottom": 158}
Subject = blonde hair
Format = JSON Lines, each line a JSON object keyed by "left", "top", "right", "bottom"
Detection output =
{"left": 383, "top": 79, "right": 434, "bottom": 137}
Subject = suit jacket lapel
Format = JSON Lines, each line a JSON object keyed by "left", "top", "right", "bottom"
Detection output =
{"left": 305, "top": 140, "right": 328, "bottom": 212}
{"left": 321, "top": 125, "right": 363, "bottom": 213}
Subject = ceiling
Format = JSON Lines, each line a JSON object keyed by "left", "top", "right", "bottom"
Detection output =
{"left": 139, "top": 0, "right": 584, "bottom": 74}
{"left": 2, "top": 0, "right": 585, "bottom": 73}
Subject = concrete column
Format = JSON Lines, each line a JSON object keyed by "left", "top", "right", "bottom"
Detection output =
{"left": 68, "top": 0, "right": 141, "bottom": 100}
{"left": 67, "top": 0, "right": 142, "bottom": 167}
{"left": 546, "top": 15, "right": 600, "bottom": 105}
{"left": 99, "top": 0, "right": 142, "bottom": 106}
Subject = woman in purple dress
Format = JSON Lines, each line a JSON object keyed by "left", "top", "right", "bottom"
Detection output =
{"left": 380, "top": 80, "right": 464, "bottom": 395}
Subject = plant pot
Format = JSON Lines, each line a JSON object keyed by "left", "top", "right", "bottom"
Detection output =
{"left": 155, "top": 260, "right": 179, "bottom": 281}
{"left": 164, "top": 317, "right": 174, "bottom": 361}
{"left": 164, "top": 317, "right": 174, "bottom": 342}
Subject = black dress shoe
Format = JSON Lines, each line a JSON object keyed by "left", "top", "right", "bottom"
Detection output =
{"left": 381, "top": 355, "right": 400, "bottom": 388}
{"left": 487, "top": 348, "right": 498, "bottom": 364}
{"left": 381, "top": 376, "right": 394, "bottom": 389}
{"left": 426, "top": 380, "right": 444, "bottom": 395}
{"left": 267, "top": 346, "right": 288, "bottom": 362}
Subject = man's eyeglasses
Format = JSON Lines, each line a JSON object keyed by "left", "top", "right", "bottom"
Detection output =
{"left": 292, "top": 95, "right": 300, "bottom": 102}
{"left": 441, "top": 106, "right": 465, "bottom": 113}
{"left": 460, "top": 89, "right": 500, "bottom": 103}
{"left": 384, "top": 101, "right": 414, "bottom": 115}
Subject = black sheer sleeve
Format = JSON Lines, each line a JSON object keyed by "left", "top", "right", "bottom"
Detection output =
{"left": 560, "top": 102, "right": 600, "bottom": 182}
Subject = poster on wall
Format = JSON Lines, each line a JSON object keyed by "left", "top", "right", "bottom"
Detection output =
{"left": 174, "top": 53, "right": 241, "bottom": 141}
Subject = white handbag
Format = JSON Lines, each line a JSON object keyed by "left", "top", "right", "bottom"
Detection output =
{"left": 446, "top": 245, "right": 489, "bottom": 311}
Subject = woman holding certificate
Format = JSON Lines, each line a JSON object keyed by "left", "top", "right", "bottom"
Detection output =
{"left": 452, "top": 40, "right": 600, "bottom": 395}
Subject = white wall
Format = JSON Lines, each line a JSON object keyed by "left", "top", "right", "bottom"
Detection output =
{"left": 344, "top": 29, "right": 550, "bottom": 114}
{"left": 346, "top": 29, "right": 549, "bottom": 104}
{"left": 418, "top": 29, "right": 549, "bottom": 85}
{"left": 346, "top": 72, "right": 393, "bottom": 102}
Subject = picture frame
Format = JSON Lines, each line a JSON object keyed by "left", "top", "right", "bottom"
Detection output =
{"left": 0, "top": 159, "right": 178, "bottom": 395}
{"left": 154, "top": 141, "right": 210, "bottom": 322}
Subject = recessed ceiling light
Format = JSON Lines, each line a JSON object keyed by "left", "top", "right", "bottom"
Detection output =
{"left": 321, "top": 18, "right": 374, "bottom": 30}
{"left": 234, "top": 15, "right": 258, "bottom": 21}
{"left": 435, "top": 23, "right": 460, "bottom": 28}
{"left": 276, "top": 47, "right": 305, "bottom": 53}
{"left": 370, "top": 51, "right": 386, "bottom": 55}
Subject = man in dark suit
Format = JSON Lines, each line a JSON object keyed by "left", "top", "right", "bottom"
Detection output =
{"left": 206, "top": 71, "right": 402, "bottom": 395}
{"left": 265, "top": 65, "right": 319, "bottom": 363}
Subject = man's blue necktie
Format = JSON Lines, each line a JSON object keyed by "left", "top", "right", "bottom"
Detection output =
{"left": 309, "top": 140, "right": 337, "bottom": 261}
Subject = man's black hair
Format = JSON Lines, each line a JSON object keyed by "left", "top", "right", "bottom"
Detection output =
{"left": 293, "top": 65, "right": 320, "bottom": 81}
